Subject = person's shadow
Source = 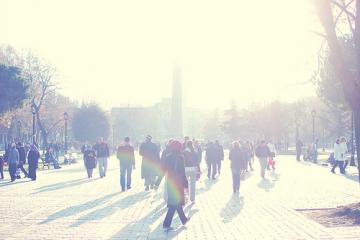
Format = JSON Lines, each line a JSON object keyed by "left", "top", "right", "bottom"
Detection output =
{"left": 220, "top": 194, "right": 244, "bottom": 223}
{"left": 70, "top": 191, "right": 151, "bottom": 227}
{"left": 257, "top": 178, "right": 275, "bottom": 192}
{"left": 40, "top": 192, "right": 118, "bottom": 224}
{"left": 32, "top": 178, "right": 94, "bottom": 194}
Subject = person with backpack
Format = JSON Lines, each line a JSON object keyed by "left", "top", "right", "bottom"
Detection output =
{"left": 117, "top": 137, "right": 135, "bottom": 191}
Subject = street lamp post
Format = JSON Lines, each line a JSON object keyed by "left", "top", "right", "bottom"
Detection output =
{"left": 64, "top": 112, "right": 69, "bottom": 154}
{"left": 31, "top": 104, "right": 36, "bottom": 144}
{"left": 311, "top": 110, "right": 316, "bottom": 142}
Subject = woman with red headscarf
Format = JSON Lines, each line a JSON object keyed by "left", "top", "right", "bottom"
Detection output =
{"left": 163, "top": 140, "right": 189, "bottom": 230}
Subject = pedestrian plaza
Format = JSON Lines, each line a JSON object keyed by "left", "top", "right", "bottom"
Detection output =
{"left": 1, "top": 154, "right": 360, "bottom": 240}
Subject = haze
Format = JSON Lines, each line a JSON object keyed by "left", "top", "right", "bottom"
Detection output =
{"left": 1, "top": 0, "right": 319, "bottom": 109}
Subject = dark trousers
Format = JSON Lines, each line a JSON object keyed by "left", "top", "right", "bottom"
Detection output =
{"left": 28, "top": 165, "right": 37, "bottom": 180}
{"left": 86, "top": 168, "right": 93, "bottom": 178}
{"left": 120, "top": 165, "right": 132, "bottom": 190}
{"left": 9, "top": 164, "right": 17, "bottom": 181}
{"left": 231, "top": 170, "right": 240, "bottom": 192}
{"left": 296, "top": 151, "right": 301, "bottom": 161}
{"left": 331, "top": 160, "right": 345, "bottom": 173}
{"left": 163, "top": 205, "right": 187, "bottom": 228}
{"left": 18, "top": 163, "right": 28, "bottom": 177}
{"left": 207, "top": 162, "right": 217, "bottom": 179}
{"left": 0, "top": 165, "right": 3, "bottom": 179}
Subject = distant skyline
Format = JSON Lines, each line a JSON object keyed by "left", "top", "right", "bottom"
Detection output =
{"left": 1, "top": 0, "right": 321, "bottom": 110}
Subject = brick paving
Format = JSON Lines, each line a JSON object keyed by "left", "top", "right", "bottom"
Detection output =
{"left": 0, "top": 153, "right": 360, "bottom": 239}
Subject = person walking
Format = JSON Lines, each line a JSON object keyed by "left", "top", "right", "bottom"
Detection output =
{"left": 205, "top": 142, "right": 217, "bottom": 179}
{"left": 27, "top": 144, "right": 40, "bottom": 181}
{"left": 163, "top": 140, "right": 189, "bottom": 230}
{"left": 16, "top": 142, "right": 28, "bottom": 178}
{"left": 183, "top": 140, "right": 199, "bottom": 203}
{"left": 214, "top": 140, "right": 224, "bottom": 175}
{"left": 312, "top": 139, "right": 319, "bottom": 163}
{"left": 296, "top": 140, "right": 303, "bottom": 161}
{"left": 267, "top": 140, "right": 277, "bottom": 170}
{"left": 82, "top": 145, "right": 97, "bottom": 178}
{"left": 7, "top": 143, "right": 19, "bottom": 182}
{"left": 255, "top": 141, "right": 270, "bottom": 178}
{"left": 331, "top": 138, "right": 347, "bottom": 174}
{"left": 140, "top": 135, "right": 160, "bottom": 191}
{"left": 155, "top": 139, "right": 173, "bottom": 190}
{"left": 117, "top": 137, "right": 135, "bottom": 191}
{"left": 244, "top": 141, "right": 254, "bottom": 171}
{"left": 93, "top": 138, "right": 110, "bottom": 178}
{"left": 229, "top": 141, "right": 247, "bottom": 193}
{"left": 340, "top": 137, "right": 349, "bottom": 171}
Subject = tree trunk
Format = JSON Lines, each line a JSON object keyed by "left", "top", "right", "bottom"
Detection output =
{"left": 354, "top": 108, "right": 360, "bottom": 183}
{"left": 36, "top": 112, "right": 48, "bottom": 150}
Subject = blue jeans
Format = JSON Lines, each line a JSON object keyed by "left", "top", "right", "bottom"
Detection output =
{"left": 231, "top": 169, "right": 240, "bottom": 191}
{"left": 120, "top": 164, "right": 132, "bottom": 190}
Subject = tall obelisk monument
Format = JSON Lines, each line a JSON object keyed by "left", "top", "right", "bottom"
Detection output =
{"left": 171, "top": 64, "right": 183, "bottom": 138}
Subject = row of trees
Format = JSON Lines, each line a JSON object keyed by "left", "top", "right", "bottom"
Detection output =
{"left": 0, "top": 45, "right": 78, "bottom": 149}
{"left": 202, "top": 97, "right": 352, "bottom": 149}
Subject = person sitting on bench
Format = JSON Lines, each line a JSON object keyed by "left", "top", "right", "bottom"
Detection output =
{"left": 45, "top": 147, "right": 61, "bottom": 169}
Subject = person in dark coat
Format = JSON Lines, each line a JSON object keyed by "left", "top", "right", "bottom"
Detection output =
{"left": 155, "top": 139, "right": 173, "bottom": 189}
{"left": 16, "top": 142, "right": 28, "bottom": 178}
{"left": 139, "top": 135, "right": 160, "bottom": 191}
{"left": 229, "top": 141, "right": 247, "bottom": 193}
{"left": 0, "top": 155, "right": 4, "bottom": 179}
{"left": 27, "top": 144, "right": 40, "bottom": 181}
{"left": 93, "top": 138, "right": 110, "bottom": 178}
{"left": 214, "top": 140, "right": 224, "bottom": 175}
{"left": 117, "top": 137, "right": 135, "bottom": 191}
{"left": 163, "top": 140, "right": 189, "bottom": 230}
{"left": 82, "top": 144, "right": 97, "bottom": 178}
{"left": 205, "top": 142, "right": 217, "bottom": 179}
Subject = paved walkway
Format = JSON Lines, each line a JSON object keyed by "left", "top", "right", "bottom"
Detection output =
{"left": 0, "top": 153, "right": 360, "bottom": 240}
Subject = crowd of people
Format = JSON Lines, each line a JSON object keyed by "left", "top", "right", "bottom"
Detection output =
{"left": 1, "top": 133, "right": 354, "bottom": 231}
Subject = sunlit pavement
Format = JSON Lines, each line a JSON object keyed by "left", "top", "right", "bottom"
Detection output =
{"left": 1, "top": 153, "right": 360, "bottom": 240}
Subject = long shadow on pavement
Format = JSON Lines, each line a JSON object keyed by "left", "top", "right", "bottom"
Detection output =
{"left": 32, "top": 178, "right": 95, "bottom": 194}
{"left": 220, "top": 194, "right": 244, "bottom": 223}
{"left": 70, "top": 191, "right": 151, "bottom": 227}
{"left": 110, "top": 201, "right": 167, "bottom": 239}
{"left": 40, "top": 192, "right": 118, "bottom": 224}
{"left": 257, "top": 172, "right": 280, "bottom": 192}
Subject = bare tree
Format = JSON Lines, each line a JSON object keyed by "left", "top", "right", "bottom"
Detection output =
{"left": 23, "top": 52, "right": 58, "bottom": 148}
{"left": 314, "top": 0, "right": 360, "bottom": 181}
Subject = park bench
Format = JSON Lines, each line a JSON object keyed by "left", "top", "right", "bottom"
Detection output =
{"left": 64, "top": 152, "right": 78, "bottom": 164}
{"left": 40, "top": 155, "right": 51, "bottom": 169}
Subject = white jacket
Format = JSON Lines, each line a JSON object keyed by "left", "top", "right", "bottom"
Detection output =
{"left": 334, "top": 142, "right": 347, "bottom": 161}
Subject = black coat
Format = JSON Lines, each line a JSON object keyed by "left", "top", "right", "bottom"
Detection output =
{"left": 17, "top": 146, "right": 27, "bottom": 164}
{"left": 28, "top": 149, "right": 40, "bottom": 169}
{"left": 84, "top": 149, "right": 97, "bottom": 169}
{"left": 164, "top": 151, "right": 188, "bottom": 207}
{"left": 139, "top": 141, "right": 160, "bottom": 179}
{"left": 205, "top": 145, "right": 218, "bottom": 164}
{"left": 229, "top": 147, "right": 247, "bottom": 172}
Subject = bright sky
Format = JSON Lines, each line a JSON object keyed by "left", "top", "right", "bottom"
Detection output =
{"left": 1, "top": 0, "right": 321, "bottom": 110}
